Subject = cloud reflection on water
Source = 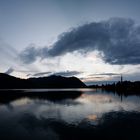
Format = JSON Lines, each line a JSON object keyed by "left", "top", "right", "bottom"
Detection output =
{"left": 0, "top": 89, "right": 140, "bottom": 139}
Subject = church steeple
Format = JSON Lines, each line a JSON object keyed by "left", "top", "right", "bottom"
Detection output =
{"left": 121, "top": 74, "right": 123, "bottom": 83}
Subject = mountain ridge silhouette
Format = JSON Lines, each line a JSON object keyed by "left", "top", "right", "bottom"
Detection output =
{"left": 0, "top": 73, "right": 86, "bottom": 89}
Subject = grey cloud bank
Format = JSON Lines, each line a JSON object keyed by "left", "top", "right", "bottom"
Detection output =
{"left": 19, "top": 18, "right": 140, "bottom": 65}
{"left": 29, "top": 71, "right": 81, "bottom": 78}
{"left": 53, "top": 71, "right": 82, "bottom": 77}
{"left": 89, "top": 73, "right": 121, "bottom": 76}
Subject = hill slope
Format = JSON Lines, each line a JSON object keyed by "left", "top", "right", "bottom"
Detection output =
{"left": 0, "top": 73, "right": 86, "bottom": 89}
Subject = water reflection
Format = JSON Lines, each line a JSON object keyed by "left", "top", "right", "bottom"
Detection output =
{"left": 0, "top": 90, "right": 82, "bottom": 104}
{"left": 0, "top": 89, "right": 140, "bottom": 139}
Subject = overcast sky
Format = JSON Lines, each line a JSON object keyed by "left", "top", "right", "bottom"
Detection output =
{"left": 0, "top": 0, "right": 140, "bottom": 84}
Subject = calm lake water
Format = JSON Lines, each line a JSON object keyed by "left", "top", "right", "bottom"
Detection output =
{"left": 0, "top": 89, "right": 140, "bottom": 140}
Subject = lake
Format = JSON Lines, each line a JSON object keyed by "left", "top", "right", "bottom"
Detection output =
{"left": 0, "top": 89, "right": 140, "bottom": 140}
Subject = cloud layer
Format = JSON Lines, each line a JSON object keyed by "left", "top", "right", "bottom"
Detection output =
{"left": 27, "top": 70, "right": 81, "bottom": 78}
{"left": 53, "top": 71, "right": 82, "bottom": 77}
{"left": 19, "top": 18, "right": 140, "bottom": 65}
{"left": 0, "top": 39, "right": 18, "bottom": 68}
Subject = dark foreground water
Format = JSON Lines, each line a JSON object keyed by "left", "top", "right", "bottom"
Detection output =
{"left": 0, "top": 89, "right": 140, "bottom": 140}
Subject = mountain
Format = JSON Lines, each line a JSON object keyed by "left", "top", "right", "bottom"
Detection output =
{"left": 0, "top": 73, "right": 86, "bottom": 89}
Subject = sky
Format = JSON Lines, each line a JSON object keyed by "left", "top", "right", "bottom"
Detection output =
{"left": 0, "top": 0, "right": 140, "bottom": 84}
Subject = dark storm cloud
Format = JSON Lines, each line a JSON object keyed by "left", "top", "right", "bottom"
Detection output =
{"left": 19, "top": 45, "right": 40, "bottom": 64}
{"left": 19, "top": 18, "right": 140, "bottom": 65}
